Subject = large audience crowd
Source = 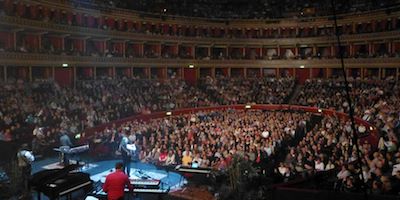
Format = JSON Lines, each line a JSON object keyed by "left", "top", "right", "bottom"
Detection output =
{"left": 1, "top": 75, "right": 400, "bottom": 195}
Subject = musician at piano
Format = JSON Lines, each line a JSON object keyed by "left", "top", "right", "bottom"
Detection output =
{"left": 103, "top": 162, "right": 133, "bottom": 200}
{"left": 59, "top": 130, "right": 73, "bottom": 165}
{"left": 17, "top": 143, "right": 35, "bottom": 197}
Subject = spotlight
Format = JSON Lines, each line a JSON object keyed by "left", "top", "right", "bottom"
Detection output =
{"left": 369, "top": 126, "right": 374, "bottom": 131}
{"left": 62, "top": 63, "right": 69, "bottom": 67}
{"left": 318, "top": 109, "right": 322, "bottom": 113}
{"left": 188, "top": 64, "right": 195, "bottom": 68}
{"left": 166, "top": 111, "right": 172, "bottom": 116}
{"left": 299, "top": 65, "right": 305, "bottom": 68}
{"left": 245, "top": 105, "right": 251, "bottom": 109}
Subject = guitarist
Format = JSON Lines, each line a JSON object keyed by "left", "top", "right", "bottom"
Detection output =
{"left": 119, "top": 131, "right": 131, "bottom": 176}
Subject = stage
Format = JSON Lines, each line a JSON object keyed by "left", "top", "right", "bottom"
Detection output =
{"left": 31, "top": 157, "right": 188, "bottom": 200}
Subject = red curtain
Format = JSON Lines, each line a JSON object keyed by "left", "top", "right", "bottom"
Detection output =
{"left": 29, "top": 4, "right": 38, "bottom": 19}
{"left": 75, "top": 13, "right": 83, "bottom": 26}
{"left": 16, "top": 2, "right": 26, "bottom": 17}
{"left": 184, "top": 68, "right": 196, "bottom": 85}
{"left": 48, "top": 36, "right": 62, "bottom": 50}
{"left": 87, "top": 15, "right": 95, "bottom": 28}
{"left": 3, "top": 0, "right": 14, "bottom": 15}
{"left": 296, "top": 68, "right": 310, "bottom": 84}
{"left": 0, "top": 32, "right": 13, "bottom": 49}
{"left": 54, "top": 68, "right": 73, "bottom": 87}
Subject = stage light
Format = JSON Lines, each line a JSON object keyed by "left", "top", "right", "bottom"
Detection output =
{"left": 166, "top": 111, "right": 172, "bottom": 116}
{"left": 318, "top": 109, "right": 322, "bottom": 113}
{"left": 300, "top": 65, "right": 305, "bottom": 68}
{"left": 62, "top": 63, "right": 69, "bottom": 67}
{"left": 369, "top": 126, "right": 374, "bottom": 131}
{"left": 188, "top": 64, "right": 195, "bottom": 68}
{"left": 245, "top": 105, "right": 251, "bottom": 109}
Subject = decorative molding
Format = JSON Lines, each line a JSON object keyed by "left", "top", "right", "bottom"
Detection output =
{"left": 1, "top": 52, "right": 399, "bottom": 68}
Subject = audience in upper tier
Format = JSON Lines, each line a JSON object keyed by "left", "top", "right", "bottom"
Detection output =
{"left": 2, "top": 0, "right": 400, "bottom": 42}
{"left": 62, "top": 0, "right": 396, "bottom": 19}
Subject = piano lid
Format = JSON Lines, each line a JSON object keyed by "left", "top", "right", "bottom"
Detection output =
{"left": 30, "top": 164, "right": 82, "bottom": 188}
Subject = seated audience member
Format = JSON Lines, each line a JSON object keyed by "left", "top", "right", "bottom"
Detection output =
{"left": 165, "top": 150, "right": 176, "bottom": 166}
{"left": 182, "top": 151, "right": 193, "bottom": 166}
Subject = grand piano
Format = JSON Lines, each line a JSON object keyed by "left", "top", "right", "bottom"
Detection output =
{"left": 30, "top": 164, "right": 93, "bottom": 200}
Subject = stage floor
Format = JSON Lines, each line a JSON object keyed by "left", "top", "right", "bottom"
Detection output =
{"left": 31, "top": 157, "right": 187, "bottom": 199}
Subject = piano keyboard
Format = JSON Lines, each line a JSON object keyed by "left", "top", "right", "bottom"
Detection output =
{"left": 131, "top": 179, "right": 160, "bottom": 186}
{"left": 125, "top": 188, "right": 169, "bottom": 193}
{"left": 175, "top": 165, "right": 212, "bottom": 174}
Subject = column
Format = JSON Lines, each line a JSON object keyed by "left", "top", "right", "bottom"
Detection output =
{"left": 140, "top": 44, "right": 144, "bottom": 57}
{"left": 368, "top": 42, "right": 373, "bottom": 56}
{"left": 277, "top": 45, "right": 280, "bottom": 57}
{"left": 28, "top": 66, "right": 32, "bottom": 82}
{"left": 83, "top": 39, "right": 87, "bottom": 53}
{"left": 73, "top": 67, "right": 77, "bottom": 88}
{"left": 325, "top": 68, "right": 329, "bottom": 78}
{"left": 312, "top": 45, "right": 317, "bottom": 56}
{"left": 38, "top": 35, "right": 42, "bottom": 51}
{"left": 361, "top": 68, "right": 365, "bottom": 80}
{"left": 52, "top": 66, "right": 55, "bottom": 80}
{"left": 93, "top": 67, "right": 97, "bottom": 80}
{"left": 3, "top": 66, "right": 7, "bottom": 82}
{"left": 349, "top": 43, "right": 353, "bottom": 57}
{"left": 61, "top": 37, "right": 65, "bottom": 51}
{"left": 13, "top": 32, "right": 17, "bottom": 51}
{"left": 122, "top": 41, "right": 126, "bottom": 57}
{"left": 112, "top": 66, "right": 116, "bottom": 79}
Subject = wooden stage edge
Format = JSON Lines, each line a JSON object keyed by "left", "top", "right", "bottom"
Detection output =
{"left": 169, "top": 186, "right": 215, "bottom": 200}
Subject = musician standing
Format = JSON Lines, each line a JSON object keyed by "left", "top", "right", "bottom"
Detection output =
{"left": 119, "top": 131, "right": 131, "bottom": 176}
{"left": 17, "top": 143, "right": 35, "bottom": 196}
{"left": 59, "top": 130, "right": 73, "bottom": 165}
{"left": 103, "top": 162, "right": 133, "bottom": 200}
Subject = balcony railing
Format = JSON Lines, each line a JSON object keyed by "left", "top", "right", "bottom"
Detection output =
{"left": 1, "top": 15, "right": 400, "bottom": 46}
{"left": 1, "top": 52, "right": 399, "bottom": 68}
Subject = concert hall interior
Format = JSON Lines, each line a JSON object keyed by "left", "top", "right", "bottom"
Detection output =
{"left": 1, "top": 0, "right": 400, "bottom": 200}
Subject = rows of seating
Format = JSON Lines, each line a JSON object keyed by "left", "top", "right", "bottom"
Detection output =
{"left": 2, "top": 0, "right": 400, "bottom": 40}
